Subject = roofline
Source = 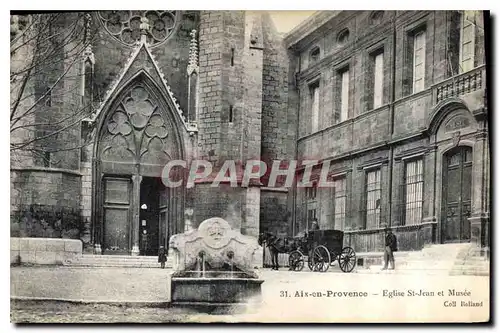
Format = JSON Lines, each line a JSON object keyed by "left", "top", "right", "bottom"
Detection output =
{"left": 283, "top": 11, "right": 342, "bottom": 48}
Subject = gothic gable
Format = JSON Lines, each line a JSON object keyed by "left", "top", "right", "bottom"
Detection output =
{"left": 87, "top": 41, "right": 196, "bottom": 134}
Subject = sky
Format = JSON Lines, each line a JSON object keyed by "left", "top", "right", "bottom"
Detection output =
{"left": 267, "top": 11, "right": 317, "bottom": 33}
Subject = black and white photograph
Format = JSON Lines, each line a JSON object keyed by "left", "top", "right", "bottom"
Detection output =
{"left": 9, "top": 6, "right": 491, "bottom": 323}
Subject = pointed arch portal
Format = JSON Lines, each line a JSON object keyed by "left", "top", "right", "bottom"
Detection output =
{"left": 93, "top": 76, "right": 184, "bottom": 255}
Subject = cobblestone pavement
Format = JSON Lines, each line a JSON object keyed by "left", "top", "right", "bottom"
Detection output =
{"left": 11, "top": 266, "right": 490, "bottom": 323}
{"left": 10, "top": 300, "right": 196, "bottom": 323}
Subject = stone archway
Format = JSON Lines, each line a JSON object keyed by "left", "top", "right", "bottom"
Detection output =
{"left": 93, "top": 77, "right": 184, "bottom": 255}
{"left": 428, "top": 100, "right": 488, "bottom": 247}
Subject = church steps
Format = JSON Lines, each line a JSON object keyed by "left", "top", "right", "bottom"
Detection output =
{"left": 356, "top": 243, "right": 489, "bottom": 276}
{"left": 63, "top": 254, "right": 171, "bottom": 268}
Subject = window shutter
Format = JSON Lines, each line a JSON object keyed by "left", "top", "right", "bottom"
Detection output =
{"left": 311, "top": 85, "right": 320, "bottom": 133}
{"left": 373, "top": 52, "right": 384, "bottom": 108}
{"left": 460, "top": 11, "right": 476, "bottom": 72}
{"left": 340, "top": 70, "right": 349, "bottom": 121}
{"left": 413, "top": 31, "right": 426, "bottom": 93}
{"left": 333, "top": 177, "right": 347, "bottom": 230}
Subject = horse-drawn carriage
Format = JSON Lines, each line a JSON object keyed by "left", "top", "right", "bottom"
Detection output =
{"left": 258, "top": 229, "right": 357, "bottom": 273}
{"left": 289, "top": 229, "right": 356, "bottom": 273}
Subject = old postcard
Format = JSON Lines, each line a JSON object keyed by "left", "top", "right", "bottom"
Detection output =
{"left": 10, "top": 9, "right": 490, "bottom": 323}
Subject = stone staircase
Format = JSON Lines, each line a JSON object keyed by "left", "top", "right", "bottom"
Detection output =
{"left": 450, "top": 246, "right": 490, "bottom": 276}
{"left": 358, "top": 243, "right": 490, "bottom": 276}
{"left": 63, "top": 254, "right": 172, "bottom": 268}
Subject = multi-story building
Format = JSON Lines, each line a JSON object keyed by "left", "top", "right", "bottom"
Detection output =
{"left": 285, "top": 10, "right": 489, "bottom": 252}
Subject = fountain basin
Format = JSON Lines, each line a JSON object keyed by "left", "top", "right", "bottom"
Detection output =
{"left": 171, "top": 271, "right": 263, "bottom": 306}
{"left": 168, "top": 217, "right": 264, "bottom": 309}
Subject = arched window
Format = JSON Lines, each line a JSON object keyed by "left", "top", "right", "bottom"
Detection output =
{"left": 337, "top": 29, "right": 350, "bottom": 45}
{"left": 370, "top": 11, "right": 384, "bottom": 25}
{"left": 84, "top": 59, "right": 93, "bottom": 101}
{"left": 309, "top": 47, "right": 320, "bottom": 65}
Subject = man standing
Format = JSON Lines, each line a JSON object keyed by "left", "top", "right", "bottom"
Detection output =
{"left": 158, "top": 245, "right": 167, "bottom": 269}
{"left": 382, "top": 227, "right": 397, "bottom": 270}
{"left": 311, "top": 218, "right": 320, "bottom": 231}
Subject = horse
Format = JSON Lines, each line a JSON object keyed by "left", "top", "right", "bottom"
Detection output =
{"left": 258, "top": 232, "right": 304, "bottom": 270}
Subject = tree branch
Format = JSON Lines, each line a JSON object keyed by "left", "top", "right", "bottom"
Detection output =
{"left": 10, "top": 113, "right": 88, "bottom": 151}
{"left": 11, "top": 103, "right": 90, "bottom": 133}
{"left": 10, "top": 66, "right": 32, "bottom": 121}
{"left": 10, "top": 50, "right": 82, "bottom": 129}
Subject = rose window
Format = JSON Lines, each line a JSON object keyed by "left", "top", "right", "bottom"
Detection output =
{"left": 98, "top": 10, "right": 177, "bottom": 46}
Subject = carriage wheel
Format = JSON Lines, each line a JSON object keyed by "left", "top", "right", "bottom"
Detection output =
{"left": 288, "top": 250, "right": 304, "bottom": 271}
{"left": 338, "top": 247, "right": 356, "bottom": 272}
{"left": 312, "top": 245, "right": 331, "bottom": 272}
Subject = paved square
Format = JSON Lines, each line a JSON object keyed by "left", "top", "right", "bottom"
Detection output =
{"left": 11, "top": 266, "right": 490, "bottom": 323}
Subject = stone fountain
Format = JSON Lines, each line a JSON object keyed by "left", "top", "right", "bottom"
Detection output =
{"left": 168, "top": 217, "right": 263, "bottom": 309}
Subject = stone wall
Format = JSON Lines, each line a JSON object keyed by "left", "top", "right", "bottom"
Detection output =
{"left": 197, "top": 11, "right": 224, "bottom": 164}
{"left": 221, "top": 11, "right": 246, "bottom": 163}
{"left": 10, "top": 15, "right": 36, "bottom": 169}
{"left": 11, "top": 169, "right": 81, "bottom": 211}
{"left": 11, "top": 169, "right": 83, "bottom": 239}
{"left": 259, "top": 189, "right": 290, "bottom": 237}
{"left": 11, "top": 237, "right": 82, "bottom": 265}
{"left": 79, "top": 161, "right": 92, "bottom": 248}
{"left": 192, "top": 183, "right": 245, "bottom": 230}
{"left": 261, "top": 14, "right": 291, "bottom": 165}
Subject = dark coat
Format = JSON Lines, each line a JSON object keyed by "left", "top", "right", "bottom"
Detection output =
{"left": 158, "top": 247, "right": 167, "bottom": 263}
{"left": 385, "top": 233, "right": 397, "bottom": 251}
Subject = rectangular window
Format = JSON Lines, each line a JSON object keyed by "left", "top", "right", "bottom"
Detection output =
{"left": 305, "top": 182, "right": 318, "bottom": 231}
{"left": 373, "top": 51, "right": 384, "bottom": 108}
{"left": 307, "top": 209, "right": 317, "bottom": 229}
{"left": 412, "top": 31, "right": 426, "bottom": 93}
{"left": 306, "top": 185, "right": 317, "bottom": 200}
{"left": 43, "top": 151, "right": 51, "bottom": 168}
{"left": 448, "top": 12, "right": 462, "bottom": 76}
{"left": 340, "top": 69, "right": 349, "bottom": 122}
{"left": 310, "top": 83, "right": 320, "bottom": 133}
{"left": 459, "top": 11, "right": 476, "bottom": 73}
{"left": 333, "top": 177, "right": 347, "bottom": 230}
{"left": 365, "top": 169, "right": 382, "bottom": 229}
{"left": 403, "top": 159, "right": 424, "bottom": 225}
{"left": 229, "top": 105, "right": 233, "bottom": 123}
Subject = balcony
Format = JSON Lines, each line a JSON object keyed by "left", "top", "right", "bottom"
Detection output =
{"left": 433, "top": 65, "right": 486, "bottom": 104}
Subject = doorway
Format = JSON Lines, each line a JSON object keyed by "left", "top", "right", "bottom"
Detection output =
{"left": 442, "top": 146, "right": 472, "bottom": 243}
{"left": 102, "top": 177, "right": 132, "bottom": 255}
{"left": 140, "top": 177, "right": 168, "bottom": 256}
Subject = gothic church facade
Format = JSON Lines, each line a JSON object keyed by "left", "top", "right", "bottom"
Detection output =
{"left": 11, "top": 11, "right": 294, "bottom": 255}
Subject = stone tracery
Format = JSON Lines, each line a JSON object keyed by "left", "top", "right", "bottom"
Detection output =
{"left": 100, "top": 83, "right": 173, "bottom": 166}
{"left": 99, "top": 11, "right": 177, "bottom": 46}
